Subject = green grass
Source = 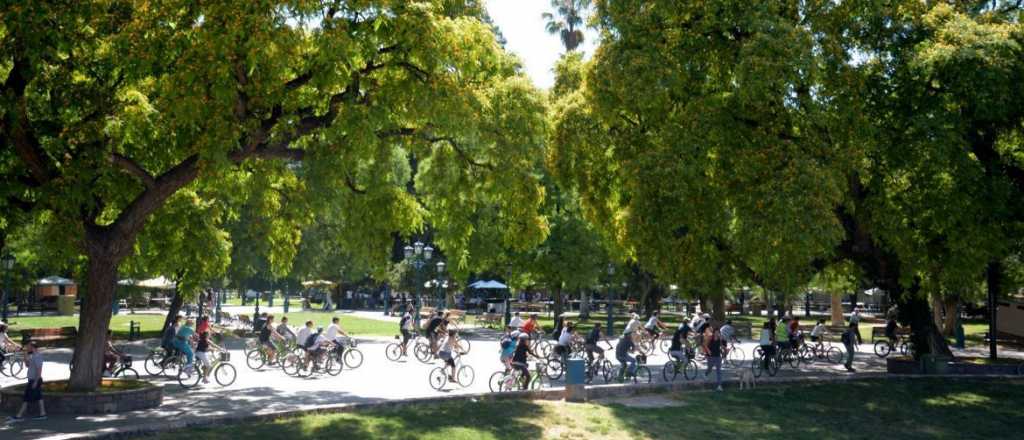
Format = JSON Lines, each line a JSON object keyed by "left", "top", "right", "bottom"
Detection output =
{"left": 6, "top": 314, "right": 167, "bottom": 340}
{"left": 256, "top": 311, "right": 398, "bottom": 337}
{"left": 145, "top": 378, "right": 1024, "bottom": 440}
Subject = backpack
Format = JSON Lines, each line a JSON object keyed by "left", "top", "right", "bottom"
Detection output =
{"left": 500, "top": 336, "right": 513, "bottom": 351}
{"left": 304, "top": 333, "right": 319, "bottom": 349}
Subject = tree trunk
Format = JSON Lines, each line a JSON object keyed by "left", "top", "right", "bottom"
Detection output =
{"left": 896, "top": 281, "right": 954, "bottom": 360}
{"left": 712, "top": 290, "right": 726, "bottom": 323}
{"left": 553, "top": 284, "right": 564, "bottom": 320}
{"left": 643, "top": 284, "right": 663, "bottom": 317}
{"left": 579, "top": 290, "right": 591, "bottom": 320}
{"left": 162, "top": 287, "right": 184, "bottom": 333}
{"left": 69, "top": 251, "right": 118, "bottom": 391}
{"left": 830, "top": 293, "right": 844, "bottom": 326}
{"left": 942, "top": 297, "right": 958, "bottom": 336}
{"left": 987, "top": 261, "right": 1001, "bottom": 360}
{"left": 931, "top": 293, "right": 945, "bottom": 331}
{"left": 698, "top": 295, "right": 708, "bottom": 315}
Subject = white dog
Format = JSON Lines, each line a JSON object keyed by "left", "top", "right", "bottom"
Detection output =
{"left": 737, "top": 365, "right": 757, "bottom": 390}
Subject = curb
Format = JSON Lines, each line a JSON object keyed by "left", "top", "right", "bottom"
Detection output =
{"left": 42, "top": 372, "right": 1024, "bottom": 439}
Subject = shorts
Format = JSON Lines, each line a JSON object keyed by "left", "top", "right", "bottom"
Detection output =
{"left": 439, "top": 350, "right": 453, "bottom": 361}
{"left": 23, "top": 379, "right": 43, "bottom": 402}
{"left": 669, "top": 350, "right": 687, "bottom": 362}
{"left": 261, "top": 340, "right": 275, "bottom": 350}
{"left": 196, "top": 351, "right": 212, "bottom": 368}
{"left": 810, "top": 336, "right": 820, "bottom": 343}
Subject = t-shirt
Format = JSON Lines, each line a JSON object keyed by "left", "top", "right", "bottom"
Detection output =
{"left": 259, "top": 324, "right": 272, "bottom": 342}
{"left": 851, "top": 312, "right": 861, "bottom": 324}
{"left": 585, "top": 328, "right": 601, "bottom": 345}
{"left": 197, "top": 335, "right": 210, "bottom": 352}
{"left": 509, "top": 316, "right": 525, "bottom": 329}
{"left": 624, "top": 319, "right": 641, "bottom": 334}
{"left": 670, "top": 327, "right": 687, "bottom": 351}
{"left": 760, "top": 328, "right": 772, "bottom": 345}
{"left": 426, "top": 317, "right": 443, "bottom": 334}
{"left": 645, "top": 316, "right": 659, "bottom": 330}
{"left": 521, "top": 319, "right": 537, "bottom": 334}
{"left": 325, "top": 323, "right": 341, "bottom": 340}
{"left": 197, "top": 320, "right": 210, "bottom": 335}
{"left": 706, "top": 335, "right": 723, "bottom": 358}
{"left": 297, "top": 327, "right": 313, "bottom": 347}
{"left": 788, "top": 321, "right": 800, "bottom": 335}
{"left": 615, "top": 336, "right": 634, "bottom": 358}
{"left": 26, "top": 352, "right": 43, "bottom": 381}
{"left": 400, "top": 313, "right": 413, "bottom": 331}
{"left": 513, "top": 340, "right": 529, "bottom": 363}
{"left": 177, "top": 325, "right": 195, "bottom": 342}
{"left": 558, "top": 328, "right": 573, "bottom": 346}
{"left": 776, "top": 323, "right": 789, "bottom": 341}
{"left": 720, "top": 325, "right": 735, "bottom": 340}
{"left": 162, "top": 325, "right": 178, "bottom": 345}
{"left": 811, "top": 324, "right": 826, "bottom": 337}
{"left": 277, "top": 323, "right": 296, "bottom": 341}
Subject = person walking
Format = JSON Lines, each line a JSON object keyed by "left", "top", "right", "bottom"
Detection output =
{"left": 703, "top": 327, "right": 725, "bottom": 391}
{"left": 842, "top": 322, "right": 857, "bottom": 372}
{"left": 849, "top": 306, "right": 863, "bottom": 345}
{"left": 8, "top": 341, "right": 46, "bottom": 422}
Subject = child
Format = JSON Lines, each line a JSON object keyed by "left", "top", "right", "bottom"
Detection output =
{"left": 8, "top": 341, "right": 46, "bottom": 422}
{"left": 195, "top": 330, "right": 224, "bottom": 384}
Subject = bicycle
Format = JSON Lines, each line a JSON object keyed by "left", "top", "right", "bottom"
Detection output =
{"left": 282, "top": 344, "right": 343, "bottom": 377}
{"left": 874, "top": 335, "right": 913, "bottom": 358}
{"left": 662, "top": 354, "right": 699, "bottom": 382}
{"left": 805, "top": 338, "right": 844, "bottom": 364}
{"left": 428, "top": 353, "right": 475, "bottom": 391}
{"left": 246, "top": 339, "right": 288, "bottom": 370}
{"left": 385, "top": 333, "right": 417, "bottom": 362}
{"left": 612, "top": 355, "right": 652, "bottom": 384}
{"left": 333, "top": 338, "right": 364, "bottom": 369}
{"left": 724, "top": 340, "right": 746, "bottom": 367}
{"left": 752, "top": 346, "right": 781, "bottom": 378}
{"left": 144, "top": 347, "right": 186, "bottom": 377}
{"left": 1, "top": 349, "right": 25, "bottom": 379}
{"left": 71, "top": 354, "right": 139, "bottom": 380}
{"left": 584, "top": 341, "right": 614, "bottom": 384}
{"left": 177, "top": 351, "right": 237, "bottom": 388}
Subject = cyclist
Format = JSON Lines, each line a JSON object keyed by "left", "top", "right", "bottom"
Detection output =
{"left": 102, "top": 330, "right": 124, "bottom": 377}
{"left": 160, "top": 316, "right": 181, "bottom": 366}
{"left": 521, "top": 314, "right": 540, "bottom": 338}
{"left": 438, "top": 329, "right": 463, "bottom": 382}
{"left": 508, "top": 312, "right": 525, "bottom": 330}
{"left": 425, "top": 311, "right": 446, "bottom": 354}
{"left": 615, "top": 330, "right": 637, "bottom": 380}
{"left": 810, "top": 319, "right": 827, "bottom": 349}
{"left": 776, "top": 317, "right": 792, "bottom": 352}
{"left": 624, "top": 313, "right": 642, "bottom": 345}
{"left": 259, "top": 315, "right": 284, "bottom": 364}
{"left": 276, "top": 316, "right": 297, "bottom": 343}
{"left": 789, "top": 316, "right": 802, "bottom": 348}
{"left": 584, "top": 323, "right": 604, "bottom": 364}
{"left": 720, "top": 320, "right": 737, "bottom": 344}
{"left": 0, "top": 322, "right": 22, "bottom": 365}
{"left": 884, "top": 315, "right": 899, "bottom": 350}
{"left": 196, "top": 316, "right": 211, "bottom": 335}
{"left": 758, "top": 321, "right": 775, "bottom": 370}
{"left": 325, "top": 316, "right": 352, "bottom": 357}
{"left": 643, "top": 311, "right": 667, "bottom": 340}
{"left": 511, "top": 333, "right": 538, "bottom": 390}
{"left": 195, "top": 330, "right": 224, "bottom": 384}
{"left": 399, "top": 305, "right": 414, "bottom": 356}
{"left": 175, "top": 318, "right": 197, "bottom": 372}
{"left": 668, "top": 322, "right": 689, "bottom": 363}
{"left": 499, "top": 327, "right": 517, "bottom": 370}
{"left": 554, "top": 321, "right": 576, "bottom": 363}
{"left": 296, "top": 320, "right": 315, "bottom": 351}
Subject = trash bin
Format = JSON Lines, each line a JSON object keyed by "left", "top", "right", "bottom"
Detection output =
{"left": 565, "top": 358, "right": 587, "bottom": 402}
{"left": 57, "top": 296, "right": 76, "bottom": 316}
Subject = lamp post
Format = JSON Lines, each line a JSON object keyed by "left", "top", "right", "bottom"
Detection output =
{"left": 1, "top": 253, "right": 15, "bottom": 322}
{"left": 504, "top": 264, "right": 513, "bottom": 327}
{"left": 284, "top": 279, "right": 290, "bottom": 313}
{"left": 804, "top": 291, "right": 812, "bottom": 318}
{"left": 254, "top": 284, "right": 261, "bottom": 317}
{"left": 404, "top": 241, "right": 433, "bottom": 330}
{"left": 215, "top": 289, "right": 223, "bottom": 324}
{"left": 436, "top": 261, "right": 446, "bottom": 309}
{"left": 606, "top": 264, "right": 615, "bottom": 337}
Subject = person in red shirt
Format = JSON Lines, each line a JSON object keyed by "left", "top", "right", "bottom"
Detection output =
{"left": 521, "top": 314, "right": 539, "bottom": 335}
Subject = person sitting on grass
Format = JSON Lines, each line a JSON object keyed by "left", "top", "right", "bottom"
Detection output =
{"left": 7, "top": 341, "right": 46, "bottom": 422}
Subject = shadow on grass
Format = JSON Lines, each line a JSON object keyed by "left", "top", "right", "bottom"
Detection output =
{"left": 600, "top": 378, "right": 1024, "bottom": 440}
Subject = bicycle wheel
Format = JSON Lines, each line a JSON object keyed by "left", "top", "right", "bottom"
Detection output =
{"left": 214, "top": 362, "right": 237, "bottom": 387}
{"left": 798, "top": 346, "right": 814, "bottom": 365}
{"left": 727, "top": 346, "right": 745, "bottom": 367}
{"left": 163, "top": 356, "right": 183, "bottom": 378}
{"left": 874, "top": 341, "right": 891, "bottom": 358}
{"left": 684, "top": 360, "right": 699, "bottom": 380}
{"left": 457, "top": 365, "right": 475, "bottom": 387}
{"left": 385, "top": 343, "right": 403, "bottom": 362}
{"left": 545, "top": 358, "right": 564, "bottom": 380}
{"left": 282, "top": 350, "right": 302, "bottom": 376}
{"left": 662, "top": 361, "right": 679, "bottom": 382}
{"left": 177, "top": 365, "right": 201, "bottom": 389}
{"left": 529, "top": 373, "right": 543, "bottom": 390}
{"left": 767, "top": 356, "right": 780, "bottom": 377}
{"left": 429, "top": 367, "right": 448, "bottom": 391}
{"left": 414, "top": 344, "right": 432, "bottom": 364}
{"left": 457, "top": 339, "right": 472, "bottom": 354}
{"left": 536, "top": 340, "right": 553, "bottom": 359}
{"left": 116, "top": 367, "right": 140, "bottom": 381}
{"left": 752, "top": 357, "right": 765, "bottom": 378}
{"left": 325, "top": 355, "right": 343, "bottom": 376}
{"left": 634, "top": 366, "right": 651, "bottom": 384}
{"left": 659, "top": 338, "right": 672, "bottom": 354}
{"left": 785, "top": 350, "right": 801, "bottom": 369}
{"left": 344, "top": 349, "right": 364, "bottom": 369}
{"left": 246, "top": 350, "right": 266, "bottom": 370}
{"left": 489, "top": 371, "right": 507, "bottom": 392}
{"left": 826, "top": 347, "right": 844, "bottom": 364}
{"left": 899, "top": 341, "right": 910, "bottom": 356}
{"left": 144, "top": 351, "right": 165, "bottom": 376}
{"left": 8, "top": 356, "right": 25, "bottom": 379}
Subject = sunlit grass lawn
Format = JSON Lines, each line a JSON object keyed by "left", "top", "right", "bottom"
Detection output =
{"left": 146, "top": 378, "right": 1024, "bottom": 440}
{"left": 6, "top": 314, "right": 167, "bottom": 339}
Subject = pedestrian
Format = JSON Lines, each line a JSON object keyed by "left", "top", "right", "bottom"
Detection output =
{"left": 849, "top": 306, "right": 862, "bottom": 345}
{"left": 842, "top": 322, "right": 857, "bottom": 372}
{"left": 703, "top": 327, "right": 725, "bottom": 391}
{"left": 8, "top": 341, "right": 46, "bottom": 422}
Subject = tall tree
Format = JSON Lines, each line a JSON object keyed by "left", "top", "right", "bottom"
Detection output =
{"left": 1, "top": 1, "right": 547, "bottom": 391}
{"left": 542, "top": 0, "right": 592, "bottom": 52}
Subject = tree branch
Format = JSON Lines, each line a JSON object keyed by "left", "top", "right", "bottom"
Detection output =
{"left": 109, "top": 153, "right": 156, "bottom": 189}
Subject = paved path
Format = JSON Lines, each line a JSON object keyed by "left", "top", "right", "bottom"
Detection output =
{"left": 1, "top": 334, "right": 1017, "bottom": 440}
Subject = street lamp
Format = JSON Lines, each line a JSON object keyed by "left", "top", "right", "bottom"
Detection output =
{"left": 404, "top": 240, "right": 434, "bottom": 330}
{"left": 1, "top": 253, "right": 15, "bottom": 322}
{"left": 284, "top": 279, "right": 290, "bottom": 313}
{"left": 436, "top": 261, "right": 446, "bottom": 308}
{"left": 606, "top": 264, "right": 615, "bottom": 337}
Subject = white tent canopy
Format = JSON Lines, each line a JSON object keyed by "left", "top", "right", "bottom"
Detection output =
{"left": 37, "top": 276, "right": 75, "bottom": 286}
{"left": 469, "top": 280, "right": 507, "bottom": 289}
{"left": 864, "top": 287, "right": 884, "bottom": 296}
{"left": 302, "top": 280, "right": 337, "bottom": 288}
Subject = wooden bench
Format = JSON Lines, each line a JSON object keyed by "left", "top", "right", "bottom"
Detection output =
{"left": 446, "top": 309, "right": 467, "bottom": 326}
{"left": 21, "top": 326, "right": 78, "bottom": 346}
{"left": 477, "top": 313, "right": 503, "bottom": 329}
{"left": 237, "top": 314, "right": 252, "bottom": 330}
{"left": 871, "top": 325, "right": 909, "bottom": 343}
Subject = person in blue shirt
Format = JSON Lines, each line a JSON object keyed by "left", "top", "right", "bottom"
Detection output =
{"left": 175, "top": 318, "right": 196, "bottom": 369}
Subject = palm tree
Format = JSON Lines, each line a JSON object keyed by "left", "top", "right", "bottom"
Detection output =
{"left": 541, "top": 0, "right": 591, "bottom": 52}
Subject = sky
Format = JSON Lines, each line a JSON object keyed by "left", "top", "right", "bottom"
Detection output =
{"left": 485, "top": 0, "right": 599, "bottom": 90}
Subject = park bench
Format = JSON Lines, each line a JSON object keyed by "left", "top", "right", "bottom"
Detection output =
{"left": 871, "top": 325, "right": 910, "bottom": 343}
{"left": 20, "top": 326, "right": 78, "bottom": 346}
{"left": 237, "top": 314, "right": 253, "bottom": 330}
{"left": 477, "top": 313, "right": 503, "bottom": 329}
{"left": 446, "top": 309, "right": 467, "bottom": 327}
{"left": 218, "top": 311, "right": 234, "bottom": 325}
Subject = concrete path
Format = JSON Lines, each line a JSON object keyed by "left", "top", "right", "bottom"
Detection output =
{"left": 0, "top": 334, "right": 1017, "bottom": 440}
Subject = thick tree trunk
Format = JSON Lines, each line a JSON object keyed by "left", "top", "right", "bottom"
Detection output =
{"left": 643, "top": 284, "right": 663, "bottom": 317}
{"left": 830, "top": 293, "right": 844, "bottom": 326}
{"left": 894, "top": 280, "right": 953, "bottom": 360}
{"left": 162, "top": 287, "right": 184, "bottom": 333}
{"left": 942, "top": 297, "right": 958, "bottom": 336}
{"left": 553, "top": 284, "right": 564, "bottom": 321}
{"left": 69, "top": 251, "right": 118, "bottom": 391}
{"left": 579, "top": 290, "right": 591, "bottom": 320}
{"left": 711, "top": 291, "right": 726, "bottom": 322}
{"left": 931, "top": 293, "right": 945, "bottom": 331}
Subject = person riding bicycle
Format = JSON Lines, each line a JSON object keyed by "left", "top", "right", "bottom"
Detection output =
{"left": 296, "top": 321, "right": 315, "bottom": 351}
{"left": 0, "top": 322, "right": 22, "bottom": 364}
{"left": 174, "top": 318, "right": 197, "bottom": 371}
{"left": 276, "top": 317, "right": 297, "bottom": 343}
{"left": 195, "top": 330, "right": 224, "bottom": 384}
{"left": 668, "top": 322, "right": 689, "bottom": 364}
{"left": 692, "top": 313, "right": 711, "bottom": 347}
{"left": 259, "top": 315, "right": 285, "bottom": 364}
{"left": 438, "top": 329, "right": 464, "bottom": 382}
{"left": 425, "top": 311, "right": 446, "bottom": 354}
{"left": 399, "top": 305, "right": 415, "bottom": 356}
{"left": 759, "top": 321, "right": 775, "bottom": 370}
{"left": 521, "top": 314, "right": 540, "bottom": 337}
{"left": 810, "top": 319, "right": 827, "bottom": 345}
{"left": 508, "top": 312, "right": 525, "bottom": 330}
{"left": 511, "top": 333, "right": 538, "bottom": 390}
{"left": 624, "top": 313, "right": 642, "bottom": 345}
{"left": 644, "top": 311, "right": 667, "bottom": 340}
{"left": 103, "top": 330, "right": 124, "bottom": 376}
{"left": 160, "top": 316, "right": 182, "bottom": 366}
{"left": 554, "top": 321, "right": 576, "bottom": 363}
{"left": 788, "top": 317, "right": 802, "bottom": 348}
{"left": 325, "top": 316, "right": 352, "bottom": 357}
{"left": 720, "top": 320, "right": 737, "bottom": 344}
{"left": 499, "top": 327, "right": 517, "bottom": 370}
{"left": 884, "top": 316, "right": 899, "bottom": 348}
{"left": 776, "top": 317, "right": 792, "bottom": 351}
{"left": 584, "top": 323, "right": 605, "bottom": 364}
{"left": 615, "top": 330, "right": 637, "bottom": 380}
